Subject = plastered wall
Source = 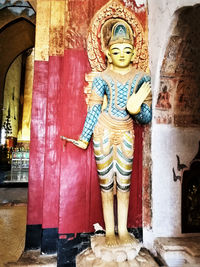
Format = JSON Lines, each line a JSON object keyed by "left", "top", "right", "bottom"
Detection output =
{"left": 145, "top": 0, "right": 200, "bottom": 250}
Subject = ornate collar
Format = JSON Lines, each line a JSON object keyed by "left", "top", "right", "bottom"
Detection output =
{"left": 102, "top": 67, "right": 138, "bottom": 84}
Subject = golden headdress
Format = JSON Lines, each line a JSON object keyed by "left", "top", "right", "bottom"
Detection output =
{"left": 100, "top": 19, "right": 134, "bottom": 53}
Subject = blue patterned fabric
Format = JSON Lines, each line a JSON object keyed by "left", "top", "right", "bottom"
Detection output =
{"left": 80, "top": 105, "right": 102, "bottom": 142}
{"left": 116, "top": 82, "right": 129, "bottom": 108}
{"left": 134, "top": 103, "right": 152, "bottom": 124}
{"left": 104, "top": 77, "right": 131, "bottom": 118}
{"left": 92, "top": 77, "right": 106, "bottom": 97}
{"left": 80, "top": 72, "right": 152, "bottom": 143}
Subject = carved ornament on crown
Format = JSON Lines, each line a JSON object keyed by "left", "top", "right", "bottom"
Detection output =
{"left": 84, "top": 0, "right": 149, "bottom": 107}
{"left": 87, "top": 0, "right": 148, "bottom": 72}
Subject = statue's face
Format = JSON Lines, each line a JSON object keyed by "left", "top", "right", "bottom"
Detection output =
{"left": 107, "top": 43, "right": 134, "bottom": 68}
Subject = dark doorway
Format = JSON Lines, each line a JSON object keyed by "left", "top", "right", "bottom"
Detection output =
{"left": 182, "top": 141, "right": 200, "bottom": 233}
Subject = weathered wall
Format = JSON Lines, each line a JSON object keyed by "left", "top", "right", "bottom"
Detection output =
{"left": 146, "top": 0, "right": 200, "bottom": 250}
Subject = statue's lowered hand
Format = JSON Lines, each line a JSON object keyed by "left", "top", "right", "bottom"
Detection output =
{"left": 60, "top": 136, "right": 88, "bottom": 149}
{"left": 127, "top": 82, "right": 151, "bottom": 114}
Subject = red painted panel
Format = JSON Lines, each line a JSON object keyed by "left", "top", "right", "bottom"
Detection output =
{"left": 58, "top": 49, "right": 104, "bottom": 234}
{"left": 58, "top": 49, "right": 143, "bottom": 234}
{"left": 128, "top": 123, "right": 143, "bottom": 228}
{"left": 27, "top": 61, "right": 48, "bottom": 225}
{"left": 42, "top": 56, "right": 62, "bottom": 229}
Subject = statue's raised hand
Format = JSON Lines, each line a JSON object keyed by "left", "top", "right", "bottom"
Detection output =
{"left": 127, "top": 81, "right": 151, "bottom": 114}
{"left": 60, "top": 136, "right": 88, "bottom": 149}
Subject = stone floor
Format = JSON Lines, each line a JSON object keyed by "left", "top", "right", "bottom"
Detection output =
{"left": 5, "top": 250, "right": 57, "bottom": 267}
{"left": 0, "top": 188, "right": 57, "bottom": 266}
{"left": 0, "top": 187, "right": 28, "bottom": 266}
{"left": 1, "top": 188, "right": 200, "bottom": 267}
{"left": 0, "top": 204, "right": 27, "bottom": 267}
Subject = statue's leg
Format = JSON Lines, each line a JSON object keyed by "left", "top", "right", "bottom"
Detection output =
{"left": 116, "top": 131, "right": 139, "bottom": 245}
{"left": 93, "top": 138, "right": 117, "bottom": 246}
{"left": 101, "top": 190, "right": 118, "bottom": 246}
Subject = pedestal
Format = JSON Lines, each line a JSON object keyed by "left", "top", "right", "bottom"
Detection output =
{"left": 76, "top": 235, "right": 159, "bottom": 266}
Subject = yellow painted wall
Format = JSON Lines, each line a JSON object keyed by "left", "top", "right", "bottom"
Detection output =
{"left": 19, "top": 49, "right": 34, "bottom": 142}
{"left": 2, "top": 55, "right": 22, "bottom": 138}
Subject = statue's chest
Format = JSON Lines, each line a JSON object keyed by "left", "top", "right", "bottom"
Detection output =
{"left": 109, "top": 81, "right": 131, "bottom": 109}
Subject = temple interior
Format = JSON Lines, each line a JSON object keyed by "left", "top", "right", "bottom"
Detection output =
{"left": 0, "top": 1, "right": 35, "bottom": 185}
{"left": 0, "top": 0, "right": 200, "bottom": 266}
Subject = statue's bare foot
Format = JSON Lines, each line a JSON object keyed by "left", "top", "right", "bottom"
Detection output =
{"left": 105, "top": 234, "right": 119, "bottom": 247}
{"left": 118, "top": 231, "right": 139, "bottom": 246}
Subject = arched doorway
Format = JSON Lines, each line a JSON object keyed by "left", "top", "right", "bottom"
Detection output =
{"left": 0, "top": 1, "right": 35, "bottom": 185}
{"left": 153, "top": 5, "right": 200, "bottom": 236}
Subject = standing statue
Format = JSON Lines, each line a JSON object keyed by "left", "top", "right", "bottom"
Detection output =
{"left": 61, "top": 19, "right": 152, "bottom": 247}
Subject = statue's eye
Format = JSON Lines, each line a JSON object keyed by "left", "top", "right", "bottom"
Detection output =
{"left": 112, "top": 52, "right": 119, "bottom": 55}
{"left": 126, "top": 51, "right": 131, "bottom": 54}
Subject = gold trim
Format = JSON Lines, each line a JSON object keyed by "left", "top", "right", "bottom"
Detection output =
{"left": 93, "top": 113, "right": 134, "bottom": 159}
{"left": 99, "top": 178, "right": 111, "bottom": 185}
{"left": 35, "top": 1, "right": 50, "bottom": 61}
{"left": 104, "top": 68, "right": 138, "bottom": 84}
{"left": 88, "top": 90, "right": 104, "bottom": 108}
{"left": 97, "top": 156, "right": 113, "bottom": 170}
{"left": 49, "top": 1, "right": 65, "bottom": 56}
{"left": 94, "top": 148, "right": 102, "bottom": 156}
{"left": 118, "top": 178, "right": 131, "bottom": 185}
{"left": 98, "top": 112, "right": 133, "bottom": 131}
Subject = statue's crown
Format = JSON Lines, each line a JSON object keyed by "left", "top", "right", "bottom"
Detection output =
{"left": 109, "top": 21, "right": 133, "bottom": 46}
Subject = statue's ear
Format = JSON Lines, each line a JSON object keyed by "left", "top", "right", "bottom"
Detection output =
{"left": 106, "top": 49, "right": 112, "bottom": 63}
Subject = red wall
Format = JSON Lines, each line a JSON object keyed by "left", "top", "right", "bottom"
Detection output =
{"left": 58, "top": 49, "right": 104, "bottom": 233}
{"left": 42, "top": 56, "right": 62, "bottom": 229}
{"left": 28, "top": 61, "right": 48, "bottom": 225}
{"left": 28, "top": 52, "right": 143, "bottom": 233}
{"left": 28, "top": 0, "right": 146, "bottom": 234}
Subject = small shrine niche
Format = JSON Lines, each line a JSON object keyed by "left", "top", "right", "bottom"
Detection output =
{"left": 152, "top": 4, "right": 200, "bottom": 239}
{"left": 155, "top": 5, "right": 200, "bottom": 126}
{"left": 182, "top": 141, "right": 200, "bottom": 233}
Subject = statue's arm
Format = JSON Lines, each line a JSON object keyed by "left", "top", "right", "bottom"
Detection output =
{"left": 127, "top": 75, "right": 152, "bottom": 124}
{"left": 134, "top": 102, "right": 152, "bottom": 124}
{"left": 79, "top": 104, "right": 102, "bottom": 147}
{"left": 62, "top": 76, "right": 105, "bottom": 149}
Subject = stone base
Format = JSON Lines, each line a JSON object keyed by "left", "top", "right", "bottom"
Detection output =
{"left": 76, "top": 235, "right": 159, "bottom": 266}
{"left": 90, "top": 235, "right": 142, "bottom": 262}
{"left": 154, "top": 237, "right": 200, "bottom": 267}
{"left": 76, "top": 247, "right": 159, "bottom": 267}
